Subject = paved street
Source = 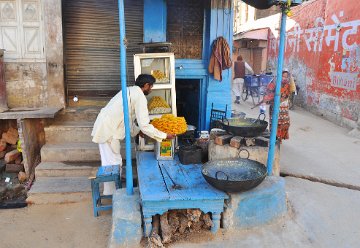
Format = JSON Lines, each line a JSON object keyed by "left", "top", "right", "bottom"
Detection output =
{"left": 233, "top": 100, "right": 360, "bottom": 189}
{"left": 172, "top": 177, "right": 360, "bottom": 248}
{"left": 170, "top": 100, "right": 360, "bottom": 247}
{"left": 0, "top": 101, "right": 359, "bottom": 248}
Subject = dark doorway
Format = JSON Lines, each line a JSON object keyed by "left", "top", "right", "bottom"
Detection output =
{"left": 176, "top": 79, "right": 200, "bottom": 129}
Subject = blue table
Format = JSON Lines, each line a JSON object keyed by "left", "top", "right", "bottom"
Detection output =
{"left": 137, "top": 151, "right": 229, "bottom": 236}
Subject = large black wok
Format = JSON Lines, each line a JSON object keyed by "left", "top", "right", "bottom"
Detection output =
{"left": 201, "top": 150, "right": 266, "bottom": 192}
{"left": 220, "top": 113, "right": 268, "bottom": 137}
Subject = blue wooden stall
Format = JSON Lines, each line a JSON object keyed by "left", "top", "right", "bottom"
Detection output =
{"left": 132, "top": 0, "right": 234, "bottom": 235}
{"left": 115, "top": 0, "right": 304, "bottom": 241}
{"left": 117, "top": 0, "right": 234, "bottom": 197}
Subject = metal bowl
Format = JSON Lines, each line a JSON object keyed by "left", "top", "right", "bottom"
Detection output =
{"left": 201, "top": 158, "right": 267, "bottom": 192}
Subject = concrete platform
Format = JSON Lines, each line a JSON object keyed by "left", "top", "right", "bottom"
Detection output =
{"left": 27, "top": 177, "right": 91, "bottom": 204}
{"left": 109, "top": 188, "right": 142, "bottom": 248}
{"left": 223, "top": 176, "right": 286, "bottom": 229}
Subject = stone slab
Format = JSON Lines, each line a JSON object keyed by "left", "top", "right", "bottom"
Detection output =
{"left": 35, "top": 161, "right": 99, "bottom": 177}
{"left": 41, "top": 142, "right": 101, "bottom": 162}
{"left": 109, "top": 188, "right": 142, "bottom": 248}
{"left": 40, "top": 142, "right": 135, "bottom": 162}
{"left": 0, "top": 107, "right": 62, "bottom": 119}
{"left": 223, "top": 176, "right": 286, "bottom": 229}
{"left": 45, "top": 121, "right": 93, "bottom": 143}
{"left": 27, "top": 176, "right": 91, "bottom": 204}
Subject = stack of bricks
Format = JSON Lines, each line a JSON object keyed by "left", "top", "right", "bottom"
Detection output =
{"left": 212, "top": 130, "right": 271, "bottom": 148}
{"left": 0, "top": 127, "right": 25, "bottom": 179}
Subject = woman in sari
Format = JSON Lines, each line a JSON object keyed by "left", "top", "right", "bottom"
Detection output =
{"left": 263, "top": 71, "right": 291, "bottom": 142}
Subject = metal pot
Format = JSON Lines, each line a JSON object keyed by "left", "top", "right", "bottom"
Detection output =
{"left": 201, "top": 149, "right": 266, "bottom": 192}
{"left": 220, "top": 113, "right": 268, "bottom": 137}
{"left": 178, "top": 125, "right": 196, "bottom": 145}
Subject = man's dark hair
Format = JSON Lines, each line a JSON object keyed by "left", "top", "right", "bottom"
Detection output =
{"left": 135, "top": 74, "right": 156, "bottom": 88}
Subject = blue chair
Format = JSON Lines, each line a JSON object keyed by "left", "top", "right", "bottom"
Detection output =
{"left": 90, "top": 165, "right": 121, "bottom": 217}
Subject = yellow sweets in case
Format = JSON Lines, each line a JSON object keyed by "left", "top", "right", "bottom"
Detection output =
{"left": 148, "top": 96, "right": 171, "bottom": 114}
{"left": 148, "top": 96, "right": 170, "bottom": 110}
{"left": 151, "top": 114, "right": 187, "bottom": 135}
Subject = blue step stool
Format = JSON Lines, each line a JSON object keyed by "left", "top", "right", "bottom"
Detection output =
{"left": 90, "top": 165, "right": 121, "bottom": 217}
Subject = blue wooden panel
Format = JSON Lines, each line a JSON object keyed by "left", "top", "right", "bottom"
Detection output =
{"left": 175, "top": 59, "right": 207, "bottom": 77}
{"left": 159, "top": 160, "right": 228, "bottom": 201}
{"left": 97, "top": 165, "right": 120, "bottom": 177}
{"left": 204, "top": 4, "right": 234, "bottom": 130}
{"left": 142, "top": 199, "right": 225, "bottom": 216}
{"left": 143, "top": 0, "right": 166, "bottom": 42}
{"left": 137, "top": 152, "right": 228, "bottom": 202}
{"left": 136, "top": 152, "right": 169, "bottom": 201}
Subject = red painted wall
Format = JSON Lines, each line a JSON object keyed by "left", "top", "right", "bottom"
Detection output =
{"left": 267, "top": 0, "right": 360, "bottom": 126}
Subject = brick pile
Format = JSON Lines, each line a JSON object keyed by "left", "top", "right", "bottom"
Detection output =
{"left": 0, "top": 127, "right": 25, "bottom": 181}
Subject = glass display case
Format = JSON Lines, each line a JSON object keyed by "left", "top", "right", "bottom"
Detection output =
{"left": 134, "top": 53, "right": 177, "bottom": 151}
{"left": 139, "top": 57, "right": 170, "bottom": 84}
{"left": 134, "top": 53, "right": 177, "bottom": 117}
{"left": 147, "top": 89, "right": 173, "bottom": 117}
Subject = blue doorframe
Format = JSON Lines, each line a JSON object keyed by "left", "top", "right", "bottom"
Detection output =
{"left": 175, "top": 73, "right": 208, "bottom": 131}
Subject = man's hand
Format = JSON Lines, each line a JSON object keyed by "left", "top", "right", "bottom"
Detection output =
{"left": 166, "top": 133, "right": 176, "bottom": 139}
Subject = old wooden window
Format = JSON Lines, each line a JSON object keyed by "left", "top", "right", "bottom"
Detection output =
{"left": 0, "top": 0, "right": 44, "bottom": 61}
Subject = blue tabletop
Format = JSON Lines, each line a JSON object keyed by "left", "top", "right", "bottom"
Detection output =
{"left": 137, "top": 152, "right": 229, "bottom": 202}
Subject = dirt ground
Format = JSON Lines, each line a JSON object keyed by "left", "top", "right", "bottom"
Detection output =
{"left": 0, "top": 201, "right": 112, "bottom": 248}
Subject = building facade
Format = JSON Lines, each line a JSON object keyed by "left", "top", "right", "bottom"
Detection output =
{"left": 1, "top": 0, "right": 234, "bottom": 130}
{"left": 233, "top": 0, "right": 360, "bottom": 129}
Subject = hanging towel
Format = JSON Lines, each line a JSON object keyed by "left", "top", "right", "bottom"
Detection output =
{"left": 208, "top": 36, "right": 232, "bottom": 82}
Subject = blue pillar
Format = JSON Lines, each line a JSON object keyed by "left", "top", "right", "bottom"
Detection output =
{"left": 118, "top": 0, "right": 133, "bottom": 195}
{"left": 266, "top": 9, "right": 287, "bottom": 175}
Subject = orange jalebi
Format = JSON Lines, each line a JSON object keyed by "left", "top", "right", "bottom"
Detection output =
{"left": 151, "top": 114, "right": 187, "bottom": 135}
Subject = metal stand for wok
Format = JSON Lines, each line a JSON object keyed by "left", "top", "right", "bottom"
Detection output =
{"left": 210, "top": 103, "right": 228, "bottom": 130}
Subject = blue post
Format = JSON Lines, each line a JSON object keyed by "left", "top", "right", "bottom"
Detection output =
{"left": 266, "top": 9, "right": 287, "bottom": 175}
{"left": 118, "top": 0, "right": 133, "bottom": 195}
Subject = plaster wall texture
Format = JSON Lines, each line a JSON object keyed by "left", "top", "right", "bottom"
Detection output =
{"left": 268, "top": 0, "right": 360, "bottom": 129}
{"left": 235, "top": 0, "right": 360, "bottom": 130}
{"left": 109, "top": 188, "right": 142, "bottom": 248}
{"left": 3, "top": 0, "right": 65, "bottom": 109}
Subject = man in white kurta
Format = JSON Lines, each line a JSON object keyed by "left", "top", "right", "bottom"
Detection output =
{"left": 91, "top": 74, "right": 174, "bottom": 195}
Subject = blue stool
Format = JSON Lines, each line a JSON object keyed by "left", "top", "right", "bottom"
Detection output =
{"left": 90, "top": 165, "right": 121, "bottom": 217}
